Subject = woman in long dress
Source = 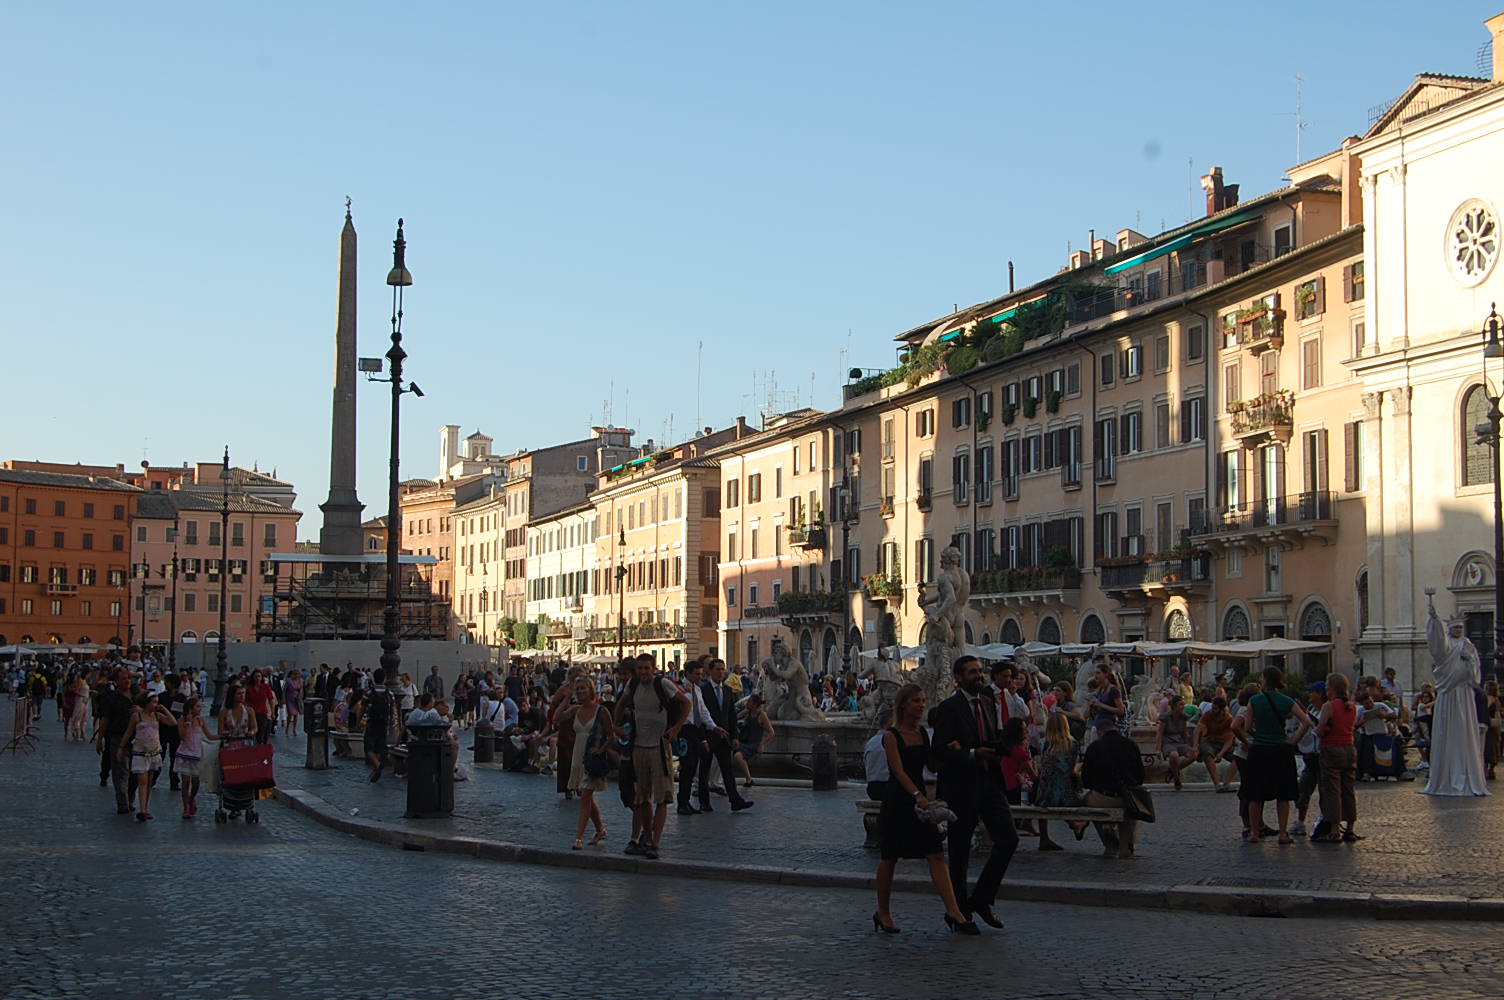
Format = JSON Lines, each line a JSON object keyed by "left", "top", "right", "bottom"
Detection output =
{"left": 1421, "top": 607, "right": 1490, "bottom": 797}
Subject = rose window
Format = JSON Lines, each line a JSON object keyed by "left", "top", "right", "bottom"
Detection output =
{"left": 1447, "top": 199, "right": 1499, "bottom": 287}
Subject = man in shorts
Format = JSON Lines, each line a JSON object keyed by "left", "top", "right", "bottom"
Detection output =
{"left": 614, "top": 653, "right": 688, "bottom": 860}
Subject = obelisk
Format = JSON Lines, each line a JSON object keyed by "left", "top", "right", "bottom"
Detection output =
{"left": 319, "top": 201, "right": 365, "bottom": 555}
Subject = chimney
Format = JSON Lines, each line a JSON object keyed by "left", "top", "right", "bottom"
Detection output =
{"left": 1200, "top": 167, "right": 1239, "bottom": 216}
{"left": 735, "top": 415, "right": 749, "bottom": 438}
{"left": 1490, "top": 13, "right": 1504, "bottom": 81}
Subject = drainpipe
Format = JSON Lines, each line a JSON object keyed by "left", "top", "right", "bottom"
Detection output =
{"left": 1191, "top": 304, "right": 1220, "bottom": 672}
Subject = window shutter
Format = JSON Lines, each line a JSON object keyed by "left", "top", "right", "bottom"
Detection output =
{"left": 1119, "top": 415, "right": 1130, "bottom": 456}
{"left": 1315, "top": 276, "right": 1326, "bottom": 315}
{"left": 1343, "top": 422, "right": 1359, "bottom": 492}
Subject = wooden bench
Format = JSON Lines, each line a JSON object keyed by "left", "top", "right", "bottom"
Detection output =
{"left": 856, "top": 799, "right": 1125, "bottom": 850}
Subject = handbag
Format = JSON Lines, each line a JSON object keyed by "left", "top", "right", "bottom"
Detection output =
{"left": 220, "top": 743, "right": 276, "bottom": 790}
{"left": 1120, "top": 783, "right": 1156, "bottom": 823}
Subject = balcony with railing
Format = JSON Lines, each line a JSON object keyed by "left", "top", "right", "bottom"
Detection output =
{"left": 787, "top": 523, "right": 827, "bottom": 549}
{"left": 1229, "top": 389, "right": 1294, "bottom": 445}
{"left": 586, "top": 621, "right": 686, "bottom": 645}
{"left": 1099, "top": 551, "right": 1212, "bottom": 598}
{"left": 776, "top": 589, "right": 846, "bottom": 622}
{"left": 969, "top": 564, "right": 1083, "bottom": 607}
{"left": 1065, "top": 262, "right": 1208, "bottom": 325}
{"left": 1235, "top": 305, "right": 1285, "bottom": 354}
{"left": 1191, "top": 491, "right": 1338, "bottom": 548}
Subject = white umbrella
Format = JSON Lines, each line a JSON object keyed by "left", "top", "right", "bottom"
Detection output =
{"left": 0, "top": 645, "right": 37, "bottom": 656}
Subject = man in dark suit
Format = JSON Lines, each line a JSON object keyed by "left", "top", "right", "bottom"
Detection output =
{"left": 676, "top": 659, "right": 710, "bottom": 815}
{"left": 699, "top": 658, "right": 755, "bottom": 813}
{"left": 929, "top": 654, "right": 1018, "bottom": 929}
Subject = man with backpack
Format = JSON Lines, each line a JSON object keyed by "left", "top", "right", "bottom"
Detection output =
{"left": 614, "top": 653, "right": 689, "bottom": 860}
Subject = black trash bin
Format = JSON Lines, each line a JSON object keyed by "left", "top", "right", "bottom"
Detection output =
{"left": 405, "top": 723, "right": 455, "bottom": 818}
{"left": 473, "top": 720, "right": 495, "bottom": 764}
{"left": 304, "top": 697, "right": 329, "bottom": 771}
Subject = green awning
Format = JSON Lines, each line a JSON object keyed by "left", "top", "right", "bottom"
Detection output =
{"left": 1102, "top": 208, "right": 1262, "bottom": 275}
{"left": 1103, "top": 234, "right": 1193, "bottom": 274}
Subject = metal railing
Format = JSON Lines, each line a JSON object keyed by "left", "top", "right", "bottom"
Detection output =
{"left": 1191, "top": 491, "right": 1336, "bottom": 535}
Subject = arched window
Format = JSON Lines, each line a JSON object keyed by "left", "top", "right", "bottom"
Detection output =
{"left": 48, "top": 633, "right": 64, "bottom": 644}
{"left": 981, "top": 631, "right": 992, "bottom": 645}
{"left": 1299, "top": 602, "right": 1332, "bottom": 640}
{"left": 1080, "top": 614, "right": 1106, "bottom": 645}
{"left": 180, "top": 630, "right": 198, "bottom": 643}
{"left": 822, "top": 628, "right": 838, "bottom": 670}
{"left": 799, "top": 629, "right": 813, "bottom": 669}
{"left": 963, "top": 620, "right": 975, "bottom": 645}
{"left": 1000, "top": 619, "right": 1023, "bottom": 645}
{"left": 1166, "top": 609, "right": 1192, "bottom": 641}
{"left": 847, "top": 626, "right": 863, "bottom": 663}
{"left": 1222, "top": 606, "right": 1250, "bottom": 640}
{"left": 204, "top": 630, "right": 220, "bottom": 644}
{"left": 1038, "top": 616, "right": 1062, "bottom": 644}
{"left": 1463, "top": 385, "right": 1494, "bottom": 486}
{"left": 746, "top": 636, "right": 759, "bottom": 672}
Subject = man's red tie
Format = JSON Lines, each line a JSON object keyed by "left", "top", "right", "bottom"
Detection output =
{"left": 973, "top": 697, "right": 987, "bottom": 740}
{"left": 999, "top": 690, "right": 1010, "bottom": 725}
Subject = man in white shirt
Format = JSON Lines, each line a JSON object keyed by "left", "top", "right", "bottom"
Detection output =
{"left": 988, "top": 663, "right": 1028, "bottom": 730}
{"left": 676, "top": 660, "right": 714, "bottom": 815}
{"left": 407, "top": 693, "right": 442, "bottom": 727}
{"left": 863, "top": 727, "right": 890, "bottom": 801}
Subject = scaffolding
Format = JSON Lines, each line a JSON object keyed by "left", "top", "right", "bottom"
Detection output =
{"left": 255, "top": 554, "right": 451, "bottom": 642}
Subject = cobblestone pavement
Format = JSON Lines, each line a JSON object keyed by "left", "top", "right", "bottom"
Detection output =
{"left": 262, "top": 724, "right": 1504, "bottom": 901}
{"left": 3, "top": 714, "right": 1502, "bottom": 1000}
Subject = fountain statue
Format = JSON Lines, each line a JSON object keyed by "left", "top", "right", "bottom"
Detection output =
{"left": 913, "top": 545, "right": 969, "bottom": 710}
{"left": 759, "top": 640, "right": 824, "bottom": 722}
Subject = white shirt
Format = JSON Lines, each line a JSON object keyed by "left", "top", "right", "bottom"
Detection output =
{"left": 863, "top": 731, "right": 890, "bottom": 783}
{"left": 685, "top": 682, "right": 713, "bottom": 728}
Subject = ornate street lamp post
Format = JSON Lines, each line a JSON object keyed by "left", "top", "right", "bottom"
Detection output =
{"left": 615, "top": 527, "right": 627, "bottom": 661}
{"left": 1479, "top": 305, "right": 1504, "bottom": 681}
{"left": 214, "top": 446, "right": 230, "bottom": 712}
{"left": 366, "top": 220, "right": 421, "bottom": 700}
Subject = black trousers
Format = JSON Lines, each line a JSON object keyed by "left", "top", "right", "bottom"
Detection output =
{"left": 676, "top": 725, "right": 705, "bottom": 806}
{"left": 699, "top": 733, "right": 748, "bottom": 808}
{"left": 946, "top": 781, "right": 1018, "bottom": 910}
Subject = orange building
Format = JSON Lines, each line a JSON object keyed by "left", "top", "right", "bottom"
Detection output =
{"left": 0, "top": 468, "right": 143, "bottom": 647}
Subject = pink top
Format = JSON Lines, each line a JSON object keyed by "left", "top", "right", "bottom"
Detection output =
{"left": 1001, "top": 744, "right": 1031, "bottom": 791}
{"left": 1321, "top": 698, "right": 1356, "bottom": 747}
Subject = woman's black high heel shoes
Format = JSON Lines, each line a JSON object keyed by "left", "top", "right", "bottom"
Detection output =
{"left": 944, "top": 914, "right": 981, "bottom": 935}
{"left": 871, "top": 912, "right": 901, "bottom": 934}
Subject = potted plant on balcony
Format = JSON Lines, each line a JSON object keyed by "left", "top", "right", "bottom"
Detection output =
{"left": 1046, "top": 389, "right": 1062, "bottom": 414}
{"left": 879, "top": 497, "right": 895, "bottom": 518}
{"left": 1001, "top": 402, "right": 1018, "bottom": 425}
{"left": 1022, "top": 396, "right": 1038, "bottom": 419}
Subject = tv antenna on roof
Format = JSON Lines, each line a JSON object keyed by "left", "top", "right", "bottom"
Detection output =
{"left": 1278, "top": 75, "right": 1310, "bottom": 177}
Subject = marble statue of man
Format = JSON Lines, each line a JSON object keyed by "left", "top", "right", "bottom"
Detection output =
{"left": 1421, "top": 605, "right": 1490, "bottom": 797}
{"left": 913, "top": 545, "right": 970, "bottom": 708}
{"left": 762, "top": 641, "right": 824, "bottom": 722}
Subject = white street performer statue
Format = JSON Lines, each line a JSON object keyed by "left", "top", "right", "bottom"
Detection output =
{"left": 1421, "top": 601, "right": 1490, "bottom": 797}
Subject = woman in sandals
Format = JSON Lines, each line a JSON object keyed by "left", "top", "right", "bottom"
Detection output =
{"left": 118, "top": 691, "right": 178, "bottom": 821}
{"left": 557, "top": 675, "right": 616, "bottom": 850}
{"left": 173, "top": 697, "right": 219, "bottom": 819}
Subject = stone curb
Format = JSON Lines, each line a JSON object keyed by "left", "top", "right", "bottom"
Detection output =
{"left": 273, "top": 788, "right": 1490, "bottom": 921}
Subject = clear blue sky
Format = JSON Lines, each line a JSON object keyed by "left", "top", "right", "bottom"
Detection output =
{"left": 2, "top": 1, "right": 1492, "bottom": 538}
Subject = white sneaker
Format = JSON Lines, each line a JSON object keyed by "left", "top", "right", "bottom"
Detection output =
{"left": 1289, "top": 820, "right": 1306, "bottom": 836}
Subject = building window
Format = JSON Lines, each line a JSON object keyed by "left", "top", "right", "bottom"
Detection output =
{"left": 231, "top": 523, "right": 244, "bottom": 547}
{"left": 1217, "top": 451, "right": 1241, "bottom": 510}
{"left": 1301, "top": 338, "right": 1321, "bottom": 389}
{"left": 1343, "top": 260, "right": 1365, "bottom": 302}
{"left": 184, "top": 593, "right": 196, "bottom": 612}
{"left": 1185, "top": 323, "right": 1205, "bottom": 362}
{"left": 112, "top": 534, "right": 124, "bottom": 551}
{"left": 25, "top": 499, "right": 36, "bottom": 515}
{"left": 1119, "top": 411, "right": 1143, "bottom": 455}
{"left": 1260, "top": 350, "right": 1279, "bottom": 395}
{"left": 113, "top": 505, "right": 125, "bottom": 520}
{"left": 54, "top": 501, "right": 66, "bottom": 517}
{"left": 230, "top": 594, "right": 243, "bottom": 613}
{"left": 1352, "top": 320, "right": 1367, "bottom": 358}
{"left": 1099, "top": 353, "right": 1115, "bottom": 388}
{"left": 53, "top": 531, "right": 65, "bottom": 548}
{"left": 726, "top": 584, "right": 737, "bottom": 608}
{"left": 1121, "top": 343, "right": 1143, "bottom": 380}
{"left": 1154, "top": 334, "right": 1171, "bottom": 373}
{"left": 725, "top": 478, "right": 740, "bottom": 508}
{"left": 1223, "top": 363, "right": 1241, "bottom": 410}
{"left": 23, "top": 530, "right": 35, "bottom": 547}
{"left": 1343, "top": 420, "right": 1365, "bottom": 492}
{"left": 952, "top": 396, "right": 972, "bottom": 429}
{"left": 577, "top": 456, "right": 588, "bottom": 471}
{"left": 1094, "top": 418, "right": 1116, "bottom": 480}
{"left": 748, "top": 582, "right": 759, "bottom": 606}
{"left": 21, "top": 599, "right": 33, "bottom": 615}
{"left": 975, "top": 446, "right": 993, "bottom": 504}
{"left": 1265, "top": 546, "right": 1282, "bottom": 592}
{"left": 1274, "top": 225, "right": 1293, "bottom": 257}
{"left": 774, "top": 466, "right": 783, "bottom": 499}
{"left": 748, "top": 474, "right": 762, "bottom": 503}
{"left": 1463, "top": 385, "right": 1494, "bottom": 486}
{"left": 50, "top": 600, "right": 63, "bottom": 616}
{"left": 264, "top": 523, "right": 277, "bottom": 547}
{"left": 1180, "top": 396, "right": 1206, "bottom": 443}
{"left": 1296, "top": 277, "right": 1325, "bottom": 320}
{"left": 1155, "top": 402, "right": 1172, "bottom": 449}
{"left": 136, "top": 526, "right": 148, "bottom": 543}
{"left": 952, "top": 452, "right": 971, "bottom": 504}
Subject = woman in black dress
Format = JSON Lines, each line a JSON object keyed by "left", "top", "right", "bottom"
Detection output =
{"left": 873, "top": 683, "right": 974, "bottom": 934}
